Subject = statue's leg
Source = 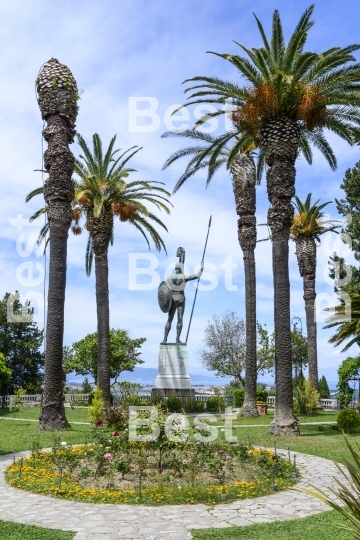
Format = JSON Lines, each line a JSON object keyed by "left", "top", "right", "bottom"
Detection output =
{"left": 176, "top": 302, "right": 185, "bottom": 344}
{"left": 161, "top": 303, "right": 176, "bottom": 344}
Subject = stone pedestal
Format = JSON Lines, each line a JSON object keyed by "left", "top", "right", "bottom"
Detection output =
{"left": 152, "top": 343, "right": 195, "bottom": 398}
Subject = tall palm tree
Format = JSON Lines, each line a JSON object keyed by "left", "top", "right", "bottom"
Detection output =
{"left": 290, "top": 193, "right": 340, "bottom": 390}
{"left": 169, "top": 5, "right": 360, "bottom": 435}
{"left": 35, "top": 58, "right": 78, "bottom": 430}
{"left": 28, "top": 134, "right": 172, "bottom": 408}
{"left": 324, "top": 294, "right": 360, "bottom": 351}
{"left": 162, "top": 130, "right": 261, "bottom": 416}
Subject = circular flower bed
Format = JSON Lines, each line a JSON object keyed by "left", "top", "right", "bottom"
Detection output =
{"left": 6, "top": 437, "right": 297, "bottom": 505}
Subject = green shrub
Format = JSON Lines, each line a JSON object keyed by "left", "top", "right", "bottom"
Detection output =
{"left": 233, "top": 388, "right": 268, "bottom": 407}
{"left": 233, "top": 389, "right": 244, "bottom": 408}
{"left": 166, "top": 396, "right": 182, "bottom": 413}
{"left": 206, "top": 396, "right": 225, "bottom": 413}
{"left": 337, "top": 408, "right": 360, "bottom": 432}
{"left": 256, "top": 388, "right": 268, "bottom": 403}
{"left": 150, "top": 391, "right": 164, "bottom": 405}
{"left": 182, "top": 398, "right": 205, "bottom": 413}
{"left": 194, "top": 400, "right": 205, "bottom": 413}
{"left": 88, "top": 387, "right": 104, "bottom": 424}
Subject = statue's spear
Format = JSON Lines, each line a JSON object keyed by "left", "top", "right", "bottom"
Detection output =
{"left": 185, "top": 215, "right": 212, "bottom": 344}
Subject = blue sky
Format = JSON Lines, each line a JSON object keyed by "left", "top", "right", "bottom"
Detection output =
{"left": 1, "top": 0, "right": 360, "bottom": 388}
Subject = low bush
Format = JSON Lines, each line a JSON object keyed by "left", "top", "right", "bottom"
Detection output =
{"left": 182, "top": 399, "right": 205, "bottom": 414}
{"left": 337, "top": 409, "right": 360, "bottom": 432}
{"left": 166, "top": 396, "right": 182, "bottom": 413}
{"left": 206, "top": 396, "right": 225, "bottom": 413}
{"left": 232, "top": 389, "right": 268, "bottom": 408}
{"left": 256, "top": 388, "right": 268, "bottom": 404}
{"left": 233, "top": 389, "right": 244, "bottom": 408}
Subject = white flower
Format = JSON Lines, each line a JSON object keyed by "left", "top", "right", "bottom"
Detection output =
{"left": 61, "top": 442, "right": 67, "bottom": 447}
{"left": 221, "top": 429, "right": 225, "bottom": 432}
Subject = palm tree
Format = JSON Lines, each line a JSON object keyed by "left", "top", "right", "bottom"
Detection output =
{"left": 28, "top": 134, "right": 172, "bottom": 408}
{"left": 35, "top": 58, "right": 78, "bottom": 430}
{"left": 290, "top": 193, "right": 340, "bottom": 390}
{"left": 162, "top": 130, "right": 260, "bottom": 416}
{"left": 324, "top": 294, "right": 360, "bottom": 351}
{"left": 169, "top": 5, "right": 360, "bottom": 435}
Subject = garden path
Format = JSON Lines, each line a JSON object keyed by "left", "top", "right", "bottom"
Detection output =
{"left": 0, "top": 449, "right": 346, "bottom": 540}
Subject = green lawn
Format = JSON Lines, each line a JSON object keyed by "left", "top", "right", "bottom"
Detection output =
{"left": 0, "top": 419, "right": 92, "bottom": 455}
{"left": 211, "top": 410, "right": 338, "bottom": 426}
{"left": 191, "top": 510, "right": 352, "bottom": 539}
{"left": 0, "top": 520, "right": 75, "bottom": 539}
{"left": 0, "top": 406, "right": 90, "bottom": 423}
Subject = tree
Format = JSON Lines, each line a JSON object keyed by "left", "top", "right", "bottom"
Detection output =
{"left": 198, "top": 312, "right": 274, "bottom": 385}
{"left": 81, "top": 377, "right": 93, "bottom": 394}
{"left": 318, "top": 375, "right": 330, "bottom": 399}
{"left": 0, "top": 353, "right": 11, "bottom": 387}
{"left": 257, "top": 322, "right": 308, "bottom": 379}
{"left": 28, "top": 134, "right": 171, "bottom": 408}
{"left": 291, "top": 194, "right": 340, "bottom": 390}
{"left": 35, "top": 58, "right": 79, "bottom": 430}
{"left": 336, "top": 356, "right": 360, "bottom": 408}
{"left": 335, "top": 160, "right": 360, "bottom": 262}
{"left": 63, "top": 329, "right": 146, "bottom": 387}
{"left": 0, "top": 293, "right": 43, "bottom": 393}
{"left": 171, "top": 5, "right": 360, "bottom": 435}
{"left": 324, "top": 294, "right": 360, "bottom": 351}
{"left": 291, "top": 323, "right": 309, "bottom": 377}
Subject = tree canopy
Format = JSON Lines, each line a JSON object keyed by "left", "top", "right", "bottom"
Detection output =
{"left": 198, "top": 312, "right": 275, "bottom": 386}
{"left": 63, "top": 329, "right": 146, "bottom": 386}
{"left": 0, "top": 293, "right": 43, "bottom": 393}
{"left": 336, "top": 356, "right": 360, "bottom": 407}
{"left": 0, "top": 353, "right": 11, "bottom": 387}
{"left": 319, "top": 375, "right": 331, "bottom": 399}
{"left": 256, "top": 322, "right": 308, "bottom": 376}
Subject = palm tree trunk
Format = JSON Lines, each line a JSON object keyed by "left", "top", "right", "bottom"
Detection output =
{"left": 94, "top": 248, "right": 111, "bottom": 408}
{"left": 36, "top": 59, "right": 78, "bottom": 430}
{"left": 261, "top": 116, "right": 300, "bottom": 436}
{"left": 296, "top": 237, "right": 318, "bottom": 390}
{"left": 231, "top": 153, "right": 258, "bottom": 416}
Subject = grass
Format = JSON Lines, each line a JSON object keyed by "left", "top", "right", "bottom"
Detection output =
{"left": 0, "top": 520, "right": 75, "bottom": 539}
{"left": 211, "top": 410, "right": 338, "bottom": 426}
{"left": 0, "top": 406, "right": 90, "bottom": 423}
{"left": 0, "top": 420, "right": 92, "bottom": 455}
{"left": 230, "top": 422, "right": 360, "bottom": 465}
{"left": 191, "top": 509, "right": 353, "bottom": 539}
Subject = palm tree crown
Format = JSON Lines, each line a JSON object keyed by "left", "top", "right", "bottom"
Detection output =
{"left": 72, "top": 134, "right": 171, "bottom": 275}
{"left": 324, "top": 294, "right": 360, "bottom": 351}
{"left": 290, "top": 193, "right": 340, "bottom": 242}
{"left": 176, "top": 4, "right": 360, "bottom": 166}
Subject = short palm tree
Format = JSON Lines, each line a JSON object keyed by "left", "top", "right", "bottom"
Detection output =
{"left": 324, "top": 294, "right": 360, "bottom": 351}
{"left": 169, "top": 4, "right": 360, "bottom": 435}
{"left": 35, "top": 58, "right": 78, "bottom": 430}
{"left": 290, "top": 193, "right": 340, "bottom": 390}
{"left": 28, "top": 133, "right": 171, "bottom": 407}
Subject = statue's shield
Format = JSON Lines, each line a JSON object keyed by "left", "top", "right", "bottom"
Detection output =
{"left": 158, "top": 281, "right": 172, "bottom": 313}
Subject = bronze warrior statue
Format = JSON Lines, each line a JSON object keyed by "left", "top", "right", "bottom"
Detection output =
{"left": 158, "top": 247, "right": 203, "bottom": 344}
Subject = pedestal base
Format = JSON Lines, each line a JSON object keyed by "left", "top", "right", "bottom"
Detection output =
{"left": 151, "top": 387, "right": 195, "bottom": 398}
{"left": 154, "top": 343, "right": 194, "bottom": 396}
